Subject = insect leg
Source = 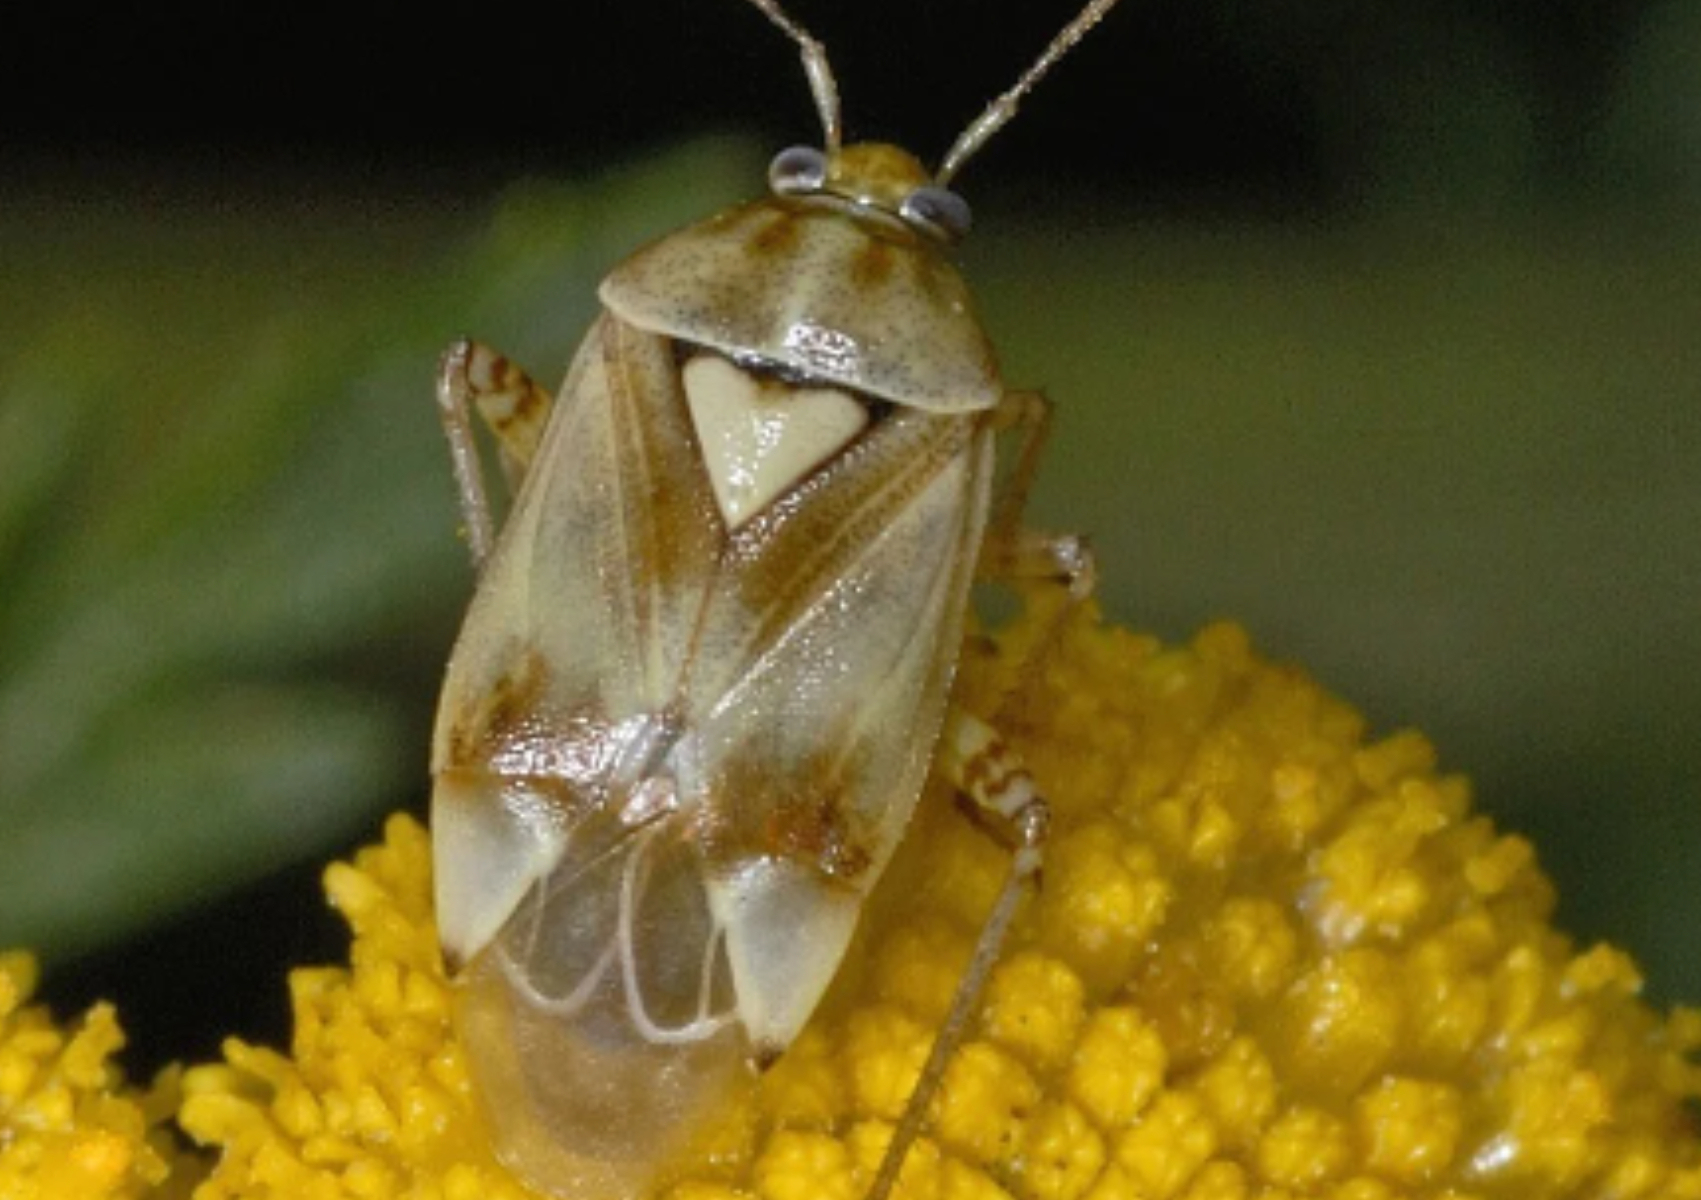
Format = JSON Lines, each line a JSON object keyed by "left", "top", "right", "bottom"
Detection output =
{"left": 436, "top": 339, "right": 556, "bottom": 569}
{"left": 982, "top": 389, "right": 1097, "bottom": 598}
{"left": 979, "top": 389, "right": 1099, "bottom": 706}
{"left": 865, "top": 711, "right": 1050, "bottom": 1200}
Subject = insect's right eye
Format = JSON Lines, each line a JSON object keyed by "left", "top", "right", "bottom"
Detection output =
{"left": 899, "top": 184, "right": 973, "bottom": 243}
{"left": 768, "top": 145, "right": 829, "bottom": 196}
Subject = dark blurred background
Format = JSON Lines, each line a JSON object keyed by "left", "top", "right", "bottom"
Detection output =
{"left": 12, "top": 0, "right": 1695, "bottom": 207}
{"left": 2, "top": 0, "right": 1697, "bottom": 1075}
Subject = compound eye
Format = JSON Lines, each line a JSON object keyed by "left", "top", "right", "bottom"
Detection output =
{"left": 768, "top": 145, "right": 830, "bottom": 196}
{"left": 900, "top": 184, "right": 973, "bottom": 242}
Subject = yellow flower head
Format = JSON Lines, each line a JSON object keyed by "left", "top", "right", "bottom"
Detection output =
{"left": 148, "top": 605, "right": 1701, "bottom": 1196}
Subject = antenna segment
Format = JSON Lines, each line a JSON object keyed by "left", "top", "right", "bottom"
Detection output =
{"left": 938, "top": 0, "right": 1124, "bottom": 183}
{"left": 742, "top": 0, "right": 843, "bottom": 152}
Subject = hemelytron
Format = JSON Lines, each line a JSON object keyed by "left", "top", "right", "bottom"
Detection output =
{"left": 429, "top": 2, "right": 1119, "bottom": 1197}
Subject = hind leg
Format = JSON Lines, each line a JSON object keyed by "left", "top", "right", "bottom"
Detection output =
{"left": 436, "top": 339, "right": 556, "bottom": 569}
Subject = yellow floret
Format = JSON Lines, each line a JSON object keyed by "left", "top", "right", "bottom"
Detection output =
{"left": 1036, "top": 823, "right": 1172, "bottom": 993}
{"left": 0, "top": 951, "right": 186, "bottom": 1199}
{"left": 1255, "top": 1106, "right": 1352, "bottom": 1191}
{"left": 1182, "top": 1160, "right": 1251, "bottom": 1200}
{"left": 1188, "top": 1038, "right": 1276, "bottom": 1151}
{"left": 1065, "top": 1007, "right": 1166, "bottom": 1132}
{"left": 1352, "top": 1076, "right": 1463, "bottom": 1184}
{"left": 981, "top": 954, "right": 1085, "bottom": 1074}
{"left": 930, "top": 1041, "right": 1040, "bottom": 1167}
{"left": 1114, "top": 1090, "right": 1218, "bottom": 1199}
{"left": 1013, "top": 1100, "right": 1103, "bottom": 1200}
{"left": 841, "top": 1006, "right": 935, "bottom": 1123}
{"left": 1272, "top": 949, "right": 1405, "bottom": 1095}
{"left": 174, "top": 604, "right": 1701, "bottom": 1200}
{"left": 753, "top": 1129, "right": 859, "bottom": 1200}
{"left": 1201, "top": 899, "right": 1297, "bottom": 1002}
{"left": 757, "top": 1027, "right": 844, "bottom": 1130}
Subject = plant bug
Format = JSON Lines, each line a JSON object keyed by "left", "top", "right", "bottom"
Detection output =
{"left": 430, "top": 1, "right": 1118, "bottom": 1196}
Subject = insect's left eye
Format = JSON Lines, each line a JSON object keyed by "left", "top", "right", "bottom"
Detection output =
{"left": 899, "top": 184, "right": 973, "bottom": 243}
{"left": 769, "top": 145, "right": 830, "bottom": 195}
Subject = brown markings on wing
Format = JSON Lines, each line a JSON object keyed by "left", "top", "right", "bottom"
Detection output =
{"left": 721, "top": 406, "right": 978, "bottom": 662}
{"left": 438, "top": 648, "right": 609, "bottom": 819}
{"left": 587, "top": 322, "right": 980, "bottom": 896}
{"left": 598, "top": 317, "right": 725, "bottom": 686}
{"left": 762, "top": 787, "right": 876, "bottom": 883}
{"left": 441, "top": 646, "right": 551, "bottom": 768}
{"left": 691, "top": 740, "right": 878, "bottom": 887}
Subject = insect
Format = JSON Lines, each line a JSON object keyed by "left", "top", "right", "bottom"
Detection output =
{"left": 429, "top": 1, "right": 1116, "bottom": 1197}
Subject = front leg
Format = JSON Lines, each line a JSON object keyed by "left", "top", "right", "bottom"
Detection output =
{"left": 982, "top": 387, "right": 1098, "bottom": 599}
{"left": 978, "top": 389, "right": 1099, "bottom": 708}
{"left": 436, "top": 339, "right": 556, "bottom": 570}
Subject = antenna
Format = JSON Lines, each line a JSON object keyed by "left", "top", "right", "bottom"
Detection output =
{"left": 937, "top": 0, "right": 1124, "bottom": 185}
{"left": 742, "top": 0, "right": 843, "bottom": 152}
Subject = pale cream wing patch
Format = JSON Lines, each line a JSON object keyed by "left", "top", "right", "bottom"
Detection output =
{"left": 706, "top": 855, "right": 863, "bottom": 1054}
{"left": 683, "top": 355, "right": 868, "bottom": 528}
{"left": 433, "top": 767, "right": 569, "bottom": 971}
